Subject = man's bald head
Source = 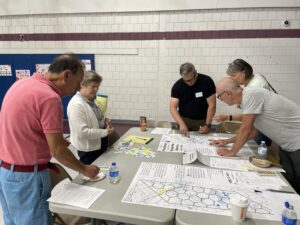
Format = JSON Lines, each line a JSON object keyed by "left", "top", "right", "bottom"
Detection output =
{"left": 216, "top": 77, "right": 240, "bottom": 93}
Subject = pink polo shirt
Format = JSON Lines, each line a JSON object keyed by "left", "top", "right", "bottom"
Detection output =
{"left": 0, "top": 73, "right": 63, "bottom": 165}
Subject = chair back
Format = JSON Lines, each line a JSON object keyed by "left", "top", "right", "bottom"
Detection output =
{"left": 108, "top": 130, "right": 120, "bottom": 147}
{"left": 146, "top": 120, "right": 156, "bottom": 128}
{"left": 49, "top": 163, "right": 72, "bottom": 189}
{"left": 155, "top": 121, "right": 172, "bottom": 128}
{"left": 215, "top": 121, "right": 241, "bottom": 134}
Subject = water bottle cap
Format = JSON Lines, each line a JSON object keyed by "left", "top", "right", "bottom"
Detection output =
{"left": 285, "top": 201, "right": 290, "bottom": 208}
{"left": 112, "top": 162, "right": 116, "bottom": 166}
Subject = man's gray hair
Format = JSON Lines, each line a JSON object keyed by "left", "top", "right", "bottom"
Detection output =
{"left": 179, "top": 62, "right": 196, "bottom": 76}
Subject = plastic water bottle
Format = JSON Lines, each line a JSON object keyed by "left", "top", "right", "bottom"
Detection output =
{"left": 282, "top": 201, "right": 297, "bottom": 225}
{"left": 257, "top": 141, "right": 268, "bottom": 159}
{"left": 109, "top": 162, "right": 120, "bottom": 184}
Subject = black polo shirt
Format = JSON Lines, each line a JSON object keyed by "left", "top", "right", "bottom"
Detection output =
{"left": 171, "top": 73, "right": 216, "bottom": 120}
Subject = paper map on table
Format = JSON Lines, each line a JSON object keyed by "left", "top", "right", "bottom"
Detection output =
{"left": 157, "top": 134, "right": 208, "bottom": 153}
{"left": 122, "top": 162, "right": 287, "bottom": 221}
{"left": 157, "top": 134, "right": 257, "bottom": 171}
{"left": 157, "top": 134, "right": 253, "bottom": 157}
{"left": 113, "top": 141, "right": 156, "bottom": 158}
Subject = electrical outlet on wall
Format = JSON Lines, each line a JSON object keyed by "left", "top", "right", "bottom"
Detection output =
{"left": 281, "top": 20, "right": 290, "bottom": 28}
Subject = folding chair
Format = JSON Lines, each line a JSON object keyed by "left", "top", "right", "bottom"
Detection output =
{"left": 155, "top": 121, "right": 172, "bottom": 129}
{"left": 146, "top": 120, "right": 156, "bottom": 128}
{"left": 108, "top": 130, "right": 120, "bottom": 147}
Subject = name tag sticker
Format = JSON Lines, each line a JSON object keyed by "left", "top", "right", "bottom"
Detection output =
{"left": 195, "top": 92, "right": 203, "bottom": 98}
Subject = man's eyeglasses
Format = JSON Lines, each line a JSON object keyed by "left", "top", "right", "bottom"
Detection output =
{"left": 217, "top": 90, "right": 227, "bottom": 100}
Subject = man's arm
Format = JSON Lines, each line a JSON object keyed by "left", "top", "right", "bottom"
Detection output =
{"left": 210, "top": 121, "right": 259, "bottom": 147}
{"left": 170, "top": 97, "right": 189, "bottom": 136}
{"left": 214, "top": 114, "right": 243, "bottom": 122}
{"left": 199, "top": 94, "right": 216, "bottom": 134}
{"left": 46, "top": 133, "right": 99, "bottom": 178}
{"left": 217, "top": 114, "right": 257, "bottom": 157}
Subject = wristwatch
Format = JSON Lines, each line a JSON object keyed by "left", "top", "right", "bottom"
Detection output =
{"left": 204, "top": 123, "right": 211, "bottom": 128}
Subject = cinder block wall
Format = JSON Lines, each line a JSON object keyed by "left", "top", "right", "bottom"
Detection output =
{"left": 1, "top": 7, "right": 300, "bottom": 122}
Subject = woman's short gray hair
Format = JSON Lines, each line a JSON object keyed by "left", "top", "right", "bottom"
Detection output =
{"left": 81, "top": 71, "right": 102, "bottom": 86}
{"left": 226, "top": 59, "right": 253, "bottom": 79}
{"left": 179, "top": 62, "right": 196, "bottom": 76}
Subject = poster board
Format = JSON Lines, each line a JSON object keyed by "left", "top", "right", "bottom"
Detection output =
{"left": 0, "top": 54, "right": 95, "bottom": 118}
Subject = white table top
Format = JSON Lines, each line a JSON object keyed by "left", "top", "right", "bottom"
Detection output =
{"left": 50, "top": 127, "right": 297, "bottom": 225}
{"left": 50, "top": 127, "right": 181, "bottom": 225}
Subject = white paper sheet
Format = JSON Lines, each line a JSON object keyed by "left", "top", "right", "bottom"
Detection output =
{"left": 151, "top": 128, "right": 171, "bottom": 135}
{"left": 157, "top": 134, "right": 254, "bottom": 158}
{"left": 122, "top": 162, "right": 285, "bottom": 221}
{"left": 208, "top": 157, "right": 285, "bottom": 173}
{"left": 157, "top": 134, "right": 211, "bottom": 152}
{"left": 48, "top": 179, "right": 105, "bottom": 208}
{"left": 182, "top": 152, "right": 197, "bottom": 164}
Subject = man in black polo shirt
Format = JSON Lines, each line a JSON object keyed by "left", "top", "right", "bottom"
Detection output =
{"left": 170, "top": 62, "right": 216, "bottom": 136}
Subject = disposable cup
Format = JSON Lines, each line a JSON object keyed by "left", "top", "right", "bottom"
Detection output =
{"left": 230, "top": 194, "right": 249, "bottom": 222}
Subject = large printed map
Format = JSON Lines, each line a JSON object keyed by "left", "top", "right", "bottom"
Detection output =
{"left": 122, "top": 162, "right": 291, "bottom": 221}
{"left": 123, "top": 179, "right": 273, "bottom": 218}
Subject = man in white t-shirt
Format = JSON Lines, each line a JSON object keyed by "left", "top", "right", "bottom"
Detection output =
{"left": 211, "top": 77, "right": 300, "bottom": 193}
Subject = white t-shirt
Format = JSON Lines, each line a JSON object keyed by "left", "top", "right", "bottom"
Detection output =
{"left": 247, "top": 73, "right": 271, "bottom": 90}
{"left": 241, "top": 87, "right": 300, "bottom": 151}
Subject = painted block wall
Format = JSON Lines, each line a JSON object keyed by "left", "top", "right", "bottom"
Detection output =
{"left": 0, "top": 8, "right": 300, "bottom": 122}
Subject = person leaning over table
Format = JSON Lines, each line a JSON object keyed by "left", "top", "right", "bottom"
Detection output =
{"left": 211, "top": 77, "right": 300, "bottom": 194}
{"left": 214, "top": 58, "right": 274, "bottom": 146}
{"left": 0, "top": 54, "right": 99, "bottom": 225}
{"left": 170, "top": 62, "right": 216, "bottom": 137}
{"left": 67, "top": 71, "right": 114, "bottom": 165}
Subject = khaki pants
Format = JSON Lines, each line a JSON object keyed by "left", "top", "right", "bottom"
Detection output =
{"left": 180, "top": 116, "right": 205, "bottom": 131}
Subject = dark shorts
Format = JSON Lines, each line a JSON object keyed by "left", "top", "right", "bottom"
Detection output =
{"left": 180, "top": 116, "right": 205, "bottom": 131}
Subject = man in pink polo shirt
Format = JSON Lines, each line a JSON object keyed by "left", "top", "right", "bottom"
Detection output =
{"left": 0, "top": 54, "right": 99, "bottom": 225}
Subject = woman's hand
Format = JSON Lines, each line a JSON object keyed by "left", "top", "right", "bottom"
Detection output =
{"left": 106, "top": 125, "right": 114, "bottom": 135}
{"left": 105, "top": 118, "right": 112, "bottom": 128}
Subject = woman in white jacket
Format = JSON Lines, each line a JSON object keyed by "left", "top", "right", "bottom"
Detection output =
{"left": 67, "top": 71, "right": 114, "bottom": 164}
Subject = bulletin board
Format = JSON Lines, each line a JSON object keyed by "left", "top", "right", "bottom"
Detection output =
{"left": 0, "top": 54, "right": 95, "bottom": 118}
